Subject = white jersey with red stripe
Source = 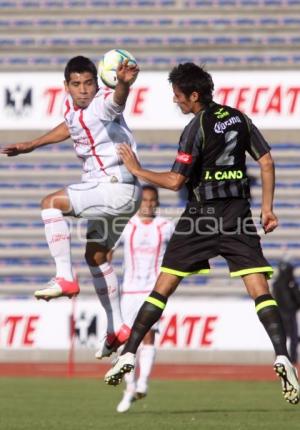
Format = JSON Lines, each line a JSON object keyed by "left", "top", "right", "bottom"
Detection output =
{"left": 121, "top": 215, "right": 174, "bottom": 294}
{"left": 64, "top": 88, "right": 137, "bottom": 184}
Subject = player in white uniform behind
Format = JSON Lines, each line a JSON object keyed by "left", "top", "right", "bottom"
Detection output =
{"left": 114, "top": 185, "right": 174, "bottom": 413}
{"left": 1, "top": 55, "right": 141, "bottom": 357}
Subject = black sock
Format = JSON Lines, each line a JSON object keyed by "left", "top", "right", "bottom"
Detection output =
{"left": 255, "top": 294, "right": 289, "bottom": 358}
{"left": 122, "top": 291, "right": 167, "bottom": 355}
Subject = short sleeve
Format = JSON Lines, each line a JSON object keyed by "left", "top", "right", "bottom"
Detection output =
{"left": 244, "top": 115, "right": 271, "bottom": 160}
{"left": 93, "top": 90, "right": 125, "bottom": 121}
{"left": 171, "top": 115, "right": 201, "bottom": 178}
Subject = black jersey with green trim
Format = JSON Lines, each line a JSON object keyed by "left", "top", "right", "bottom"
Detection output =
{"left": 171, "top": 101, "right": 271, "bottom": 202}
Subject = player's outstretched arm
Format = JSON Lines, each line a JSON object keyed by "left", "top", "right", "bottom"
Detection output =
{"left": 118, "top": 143, "right": 186, "bottom": 191}
{"left": 1, "top": 122, "right": 70, "bottom": 157}
{"left": 113, "top": 59, "right": 139, "bottom": 106}
{"left": 258, "top": 151, "right": 278, "bottom": 233}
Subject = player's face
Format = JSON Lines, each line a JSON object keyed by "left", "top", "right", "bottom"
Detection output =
{"left": 172, "top": 84, "right": 201, "bottom": 114}
{"left": 139, "top": 189, "right": 159, "bottom": 218}
{"left": 64, "top": 72, "right": 98, "bottom": 109}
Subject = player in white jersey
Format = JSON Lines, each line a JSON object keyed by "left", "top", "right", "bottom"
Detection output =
{"left": 1, "top": 56, "right": 141, "bottom": 356}
{"left": 114, "top": 185, "right": 174, "bottom": 413}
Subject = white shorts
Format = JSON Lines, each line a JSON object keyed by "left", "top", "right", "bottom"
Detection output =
{"left": 67, "top": 181, "right": 141, "bottom": 249}
{"left": 121, "top": 292, "right": 159, "bottom": 331}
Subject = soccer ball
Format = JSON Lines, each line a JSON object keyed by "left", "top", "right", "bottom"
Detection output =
{"left": 98, "top": 49, "right": 137, "bottom": 89}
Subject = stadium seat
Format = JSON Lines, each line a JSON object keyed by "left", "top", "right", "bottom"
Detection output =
{"left": 223, "top": 56, "right": 242, "bottom": 64}
{"left": 269, "top": 55, "right": 290, "bottom": 64}
{"left": 2, "top": 0, "right": 300, "bottom": 294}
{"left": 3, "top": 34, "right": 300, "bottom": 49}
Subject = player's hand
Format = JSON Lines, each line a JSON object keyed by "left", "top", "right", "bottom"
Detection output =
{"left": 0, "top": 142, "right": 34, "bottom": 156}
{"left": 116, "top": 59, "right": 139, "bottom": 86}
{"left": 118, "top": 143, "right": 141, "bottom": 174}
{"left": 261, "top": 210, "right": 278, "bottom": 233}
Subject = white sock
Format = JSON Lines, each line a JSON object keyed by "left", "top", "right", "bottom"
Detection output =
{"left": 136, "top": 344, "right": 156, "bottom": 394}
{"left": 89, "top": 262, "right": 124, "bottom": 334}
{"left": 124, "top": 368, "right": 136, "bottom": 394}
{"left": 41, "top": 208, "right": 74, "bottom": 281}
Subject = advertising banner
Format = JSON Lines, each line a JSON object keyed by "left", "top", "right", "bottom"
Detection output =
{"left": 0, "top": 71, "right": 299, "bottom": 130}
{"left": 0, "top": 297, "right": 272, "bottom": 351}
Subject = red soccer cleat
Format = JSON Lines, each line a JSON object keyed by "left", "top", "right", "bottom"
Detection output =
{"left": 95, "top": 324, "right": 131, "bottom": 359}
{"left": 34, "top": 277, "right": 80, "bottom": 301}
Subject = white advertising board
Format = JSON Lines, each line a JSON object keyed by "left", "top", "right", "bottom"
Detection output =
{"left": 0, "top": 297, "right": 272, "bottom": 351}
{"left": 0, "top": 71, "right": 299, "bottom": 130}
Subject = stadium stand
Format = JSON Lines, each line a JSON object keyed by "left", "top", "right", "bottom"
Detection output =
{"left": 0, "top": 0, "right": 299, "bottom": 297}
{"left": 1, "top": 34, "right": 300, "bottom": 49}
{"left": 0, "top": 0, "right": 300, "bottom": 70}
{"left": 1, "top": 141, "right": 300, "bottom": 296}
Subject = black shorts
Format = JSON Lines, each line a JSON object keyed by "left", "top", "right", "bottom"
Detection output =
{"left": 161, "top": 198, "right": 273, "bottom": 278}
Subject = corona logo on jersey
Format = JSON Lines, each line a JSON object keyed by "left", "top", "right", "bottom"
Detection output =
{"left": 214, "top": 116, "right": 242, "bottom": 134}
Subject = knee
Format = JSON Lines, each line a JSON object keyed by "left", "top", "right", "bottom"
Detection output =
{"left": 154, "top": 272, "right": 180, "bottom": 298}
{"left": 41, "top": 194, "right": 55, "bottom": 210}
{"left": 243, "top": 273, "right": 271, "bottom": 300}
{"left": 85, "top": 244, "right": 107, "bottom": 266}
{"left": 143, "top": 330, "right": 155, "bottom": 345}
{"left": 41, "top": 191, "right": 70, "bottom": 211}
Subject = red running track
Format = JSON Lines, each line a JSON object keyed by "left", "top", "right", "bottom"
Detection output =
{"left": 1, "top": 363, "right": 297, "bottom": 380}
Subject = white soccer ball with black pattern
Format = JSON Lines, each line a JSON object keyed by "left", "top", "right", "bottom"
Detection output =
{"left": 98, "top": 49, "right": 137, "bottom": 89}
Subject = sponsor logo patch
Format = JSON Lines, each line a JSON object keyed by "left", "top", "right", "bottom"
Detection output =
{"left": 214, "top": 115, "right": 242, "bottom": 134}
{"left": 175, "top": 151, "right": 193, "bottom": 164}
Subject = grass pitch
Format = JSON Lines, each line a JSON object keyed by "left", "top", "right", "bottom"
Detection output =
{"left": 1, "top": 377, "right": 299, "bottom": 430}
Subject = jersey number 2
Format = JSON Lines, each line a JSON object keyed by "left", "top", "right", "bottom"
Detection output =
{"left": 216, "top": 130, "right": 238, "bottom": 166}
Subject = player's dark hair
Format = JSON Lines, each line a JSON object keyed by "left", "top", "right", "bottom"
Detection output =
{"left": 64, "top": 56, "right": 98, "bottom": 83}
{"left": 168, "top": 63, "right": 214, "bottom": 105}
{"left": 142, "top": 184, "right": 159, "bottom": 199}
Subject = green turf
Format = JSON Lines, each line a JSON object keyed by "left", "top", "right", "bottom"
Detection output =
{"left": 0, "top": 377, "right": 299, "bottom": 430}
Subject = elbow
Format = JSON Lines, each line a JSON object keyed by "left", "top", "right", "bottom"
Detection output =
{"left": 259, "top": 153, "right": 274, "bottom": 171}
{"left": 263, "top": 158, "right": 275, "bottom": 172}
{"left": 168, "top": 173, "right": 185, "bottom": 191}
{"left": 171, "top": 183, "right": 182, "bottom": 192}
{"left": 265, "top": 154, "right": 274, "bottom": 167}
{"left": 170, "top": 180, "right": 183, "bottom": 192}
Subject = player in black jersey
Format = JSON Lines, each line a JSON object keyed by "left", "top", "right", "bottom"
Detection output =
{"left": 104, "top": 63, "right": 299, "bottom": 404}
